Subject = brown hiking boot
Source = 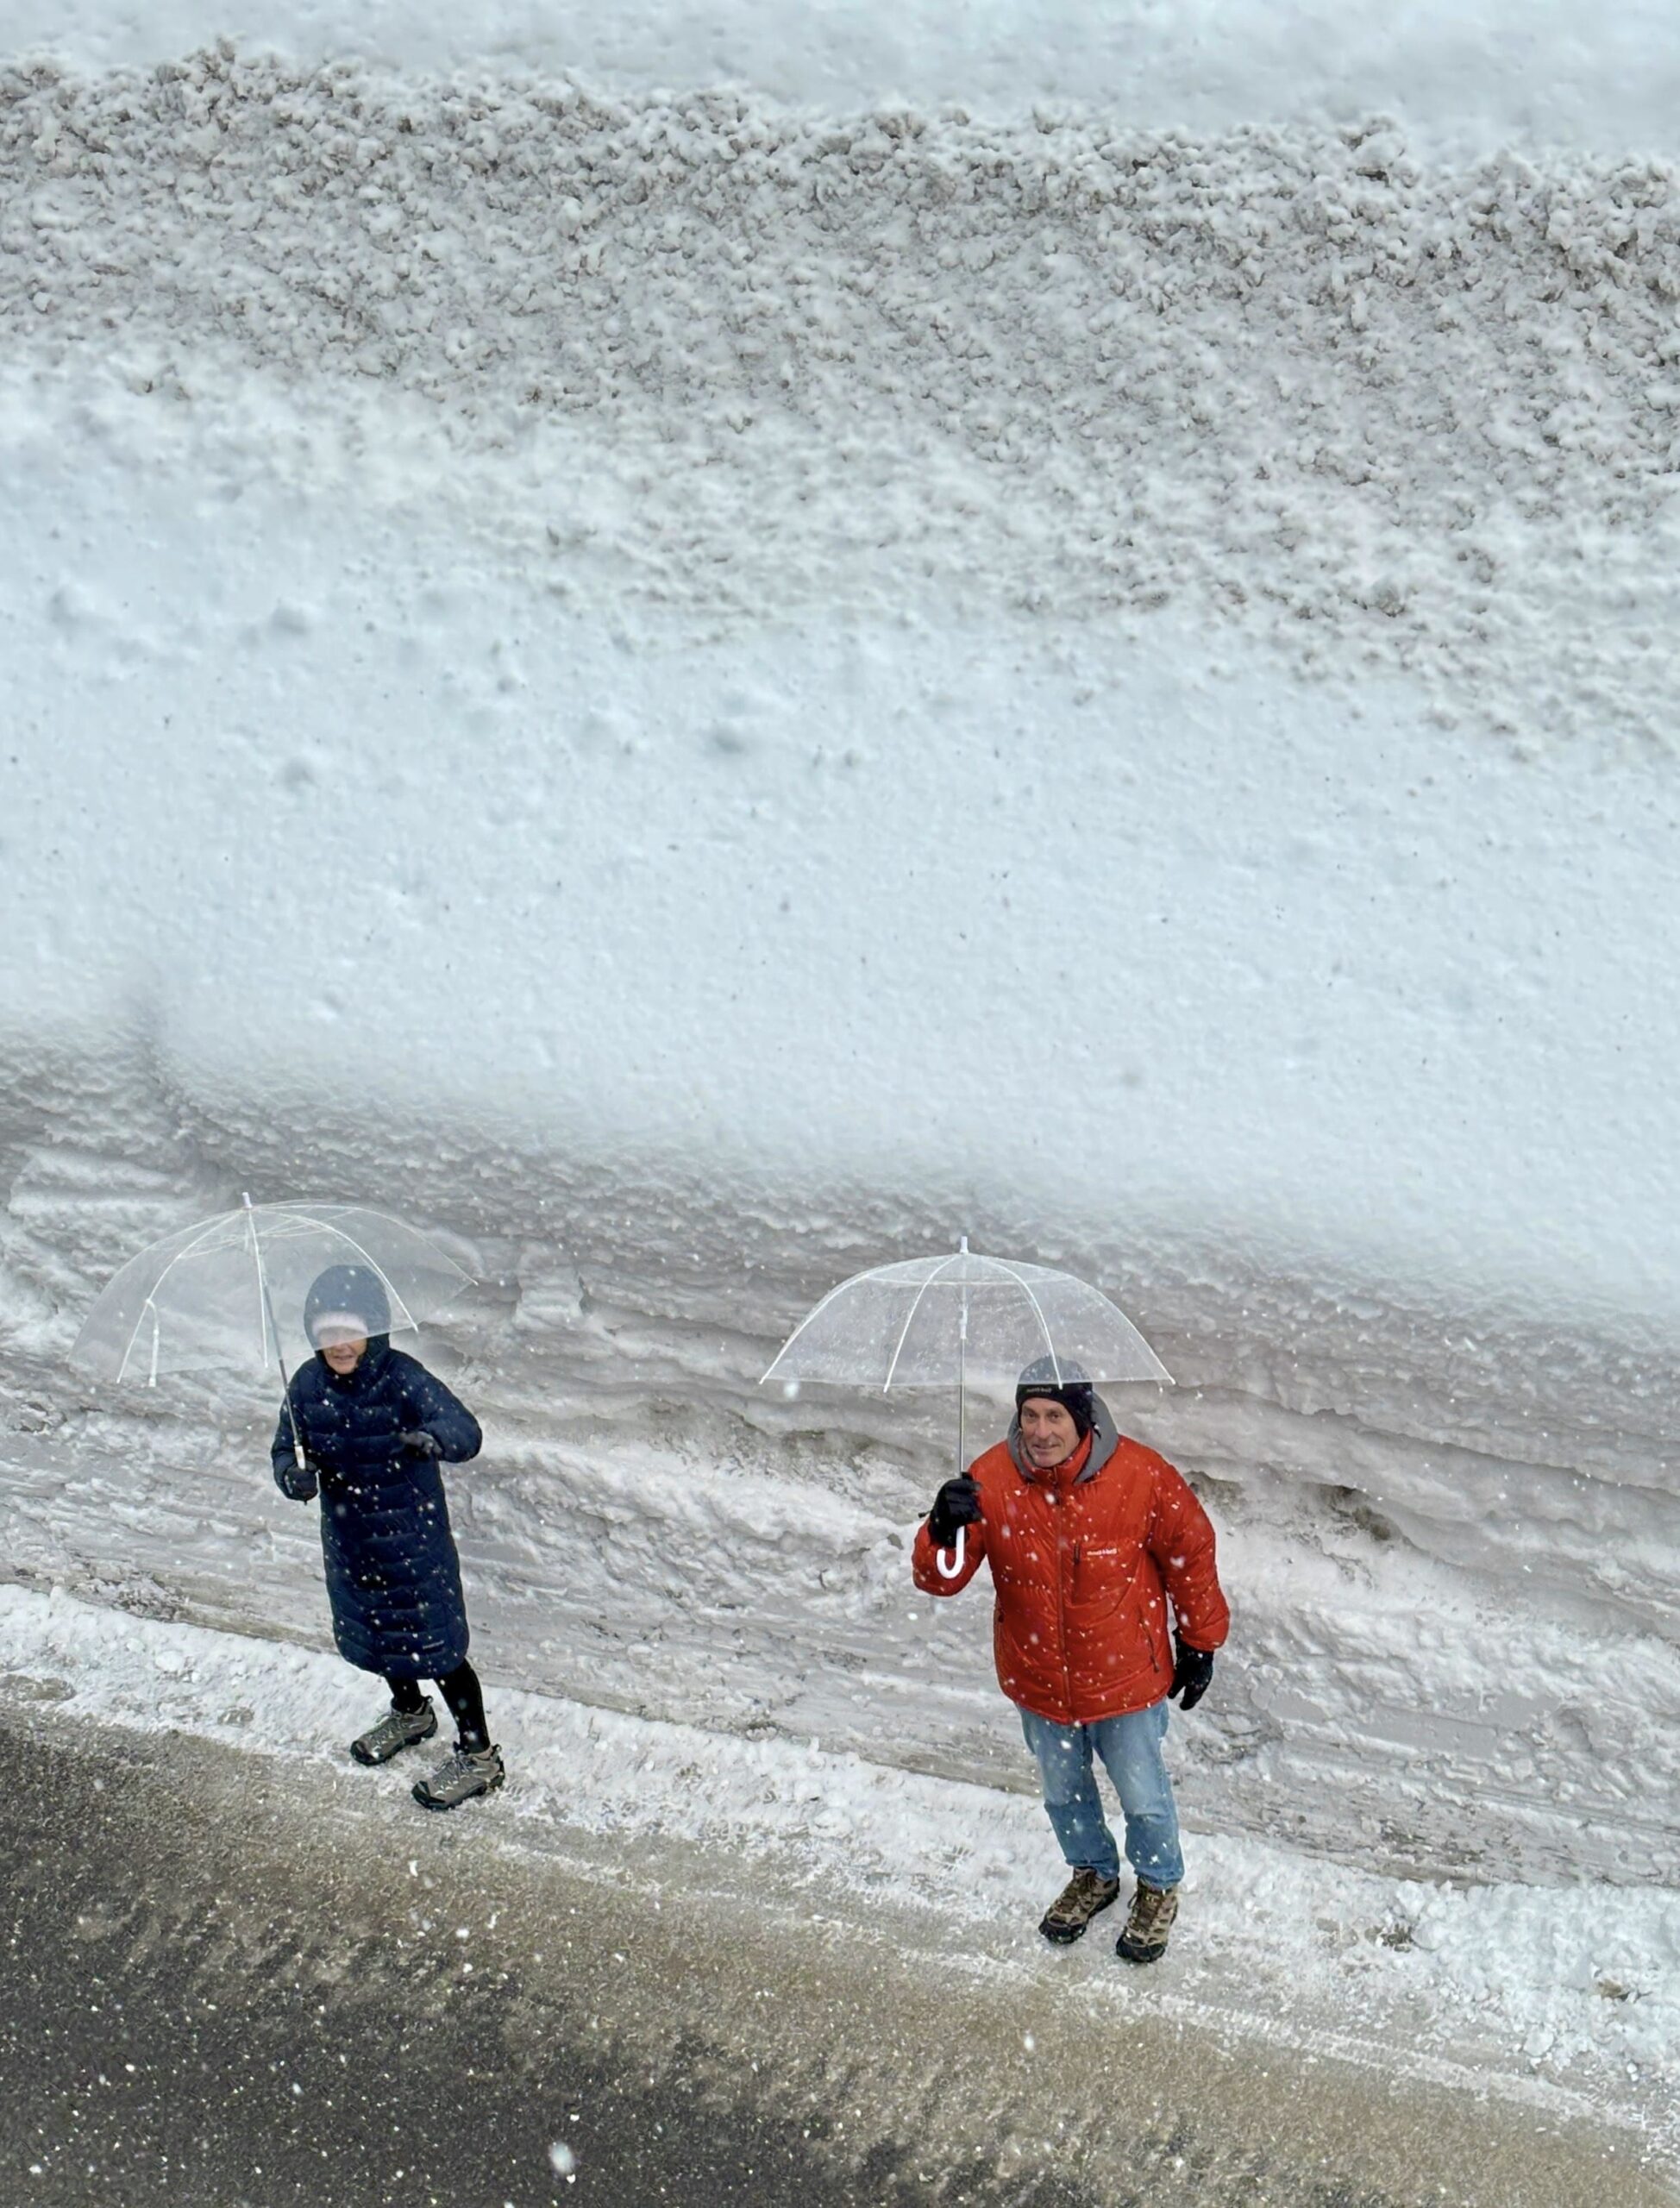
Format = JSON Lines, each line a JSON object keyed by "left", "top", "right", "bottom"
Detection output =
{"left": 1038, "top": 1868, "right": 1122, "bottom": 1945}
{"left": 1115, "top": 1881, "right": 1180, "bottom": 1964}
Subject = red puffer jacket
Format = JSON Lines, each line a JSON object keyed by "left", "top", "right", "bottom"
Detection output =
{"left": 912, "top": 1408, "right": 1229, "bottom": 1727}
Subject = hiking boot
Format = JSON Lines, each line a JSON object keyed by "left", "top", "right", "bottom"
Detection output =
{"left": 1115, "top": 1881, "right": 1179, "bottom": 1965}
{"left": 350, "top": 1697, "right": 438, "bottom": 1766}
{"left": 1038, "top": 1868, "right": 1122, "bottom": 1945}
{"left": 412, "top": 1742, "right": 505, "bottom": 1812}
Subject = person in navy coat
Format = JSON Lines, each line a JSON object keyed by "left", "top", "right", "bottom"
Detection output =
{"left": 272, "top": 1263, "right": 503, "bottom": 1810}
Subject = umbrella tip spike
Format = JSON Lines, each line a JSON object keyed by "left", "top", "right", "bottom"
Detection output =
{"left": 959, "top": 1233, "right": 969, "bottom": 1254}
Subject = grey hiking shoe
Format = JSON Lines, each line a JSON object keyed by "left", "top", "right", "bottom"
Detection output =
{"left": 1039, "top": 1868, "right": 1122, "bottom": 1945}
{"left": 412, "top": 1742, "right": 505, "bottom": 1812}
{"left": 1115, "top": 1881, "right": 1180, "bottom": 1965}
{"left": 350, "top": 1697, "right": 437, "bottom": 1766}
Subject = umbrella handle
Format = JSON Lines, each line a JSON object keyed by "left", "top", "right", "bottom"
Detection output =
{"left": 935, "top": 1525, "right": 967, "bottom": 1579}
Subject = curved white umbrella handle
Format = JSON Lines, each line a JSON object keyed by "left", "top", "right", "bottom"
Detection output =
{"left": 935, "top": 1524, "right": 967, "bottom": 1579}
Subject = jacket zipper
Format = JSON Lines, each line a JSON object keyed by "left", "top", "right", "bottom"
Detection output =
{"left": 1057, "top": 1481, "right": 1158, "bottom": 1698}
{"left": 1051, "top": 1489, "right": 1074, "bottom": 1716}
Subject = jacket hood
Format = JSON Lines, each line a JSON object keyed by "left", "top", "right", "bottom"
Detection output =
{"left": 304, "top": 1264, "right": 392, "bottom": 1350}
{"left": 1008, "top": 1392, "right": 1119, "bottom": 1484}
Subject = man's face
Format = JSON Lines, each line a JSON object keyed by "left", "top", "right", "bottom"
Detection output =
{"left": 1019, "top": 1396, "right": 1080, "bottom": 1469}
{"left": 319, "top": 1334, "right": 368, "bottom": 1375}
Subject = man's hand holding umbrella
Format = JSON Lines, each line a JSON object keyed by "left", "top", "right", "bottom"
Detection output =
{"left": 925, "top": 1473, "right": 981, "bottom": 1549}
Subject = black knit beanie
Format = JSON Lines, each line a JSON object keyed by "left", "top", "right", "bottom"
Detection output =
{"left": 1015, "top": 1356, "right": 1095, "bottom": 1440}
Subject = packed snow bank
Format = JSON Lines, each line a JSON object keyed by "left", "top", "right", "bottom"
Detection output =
{"left": 4, "top": 300, "right": 1680, "bottom": 1894}
{"left": 11, "top": 2, "right": 1680, "bottom": 162}
{"left": 4, "top": 19, "right": 1679, "bottom": 1973}
{"left": 7, "top": 54, "right": 1680, "bottom": 744}
{"left": 4, "top": 375, "right": 1680, "bottom": 1336}
{"left": 4, "top": 1030, "right": 1678, "bottom": 1895}
{"left": 3, "top": 1581, "right": 1675, "bottom": 2171}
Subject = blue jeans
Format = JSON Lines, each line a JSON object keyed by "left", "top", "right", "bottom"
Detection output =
{"left": 1019, "top": 1700, "right": 1184, "bottom": 1889}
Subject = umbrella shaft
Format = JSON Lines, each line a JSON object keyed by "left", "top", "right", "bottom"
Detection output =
{"left": 956, "top": 1283, "right": 967, "bottom": 1473}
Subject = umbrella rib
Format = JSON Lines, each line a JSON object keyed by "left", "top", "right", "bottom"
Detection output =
{"left": 759, "top": 1271, "right": 865, "bottom": 1384}
{"left": 881, "top": 1248, "right": 965, "bottom": 1395}
{"left": 245, "top": 1195, "right": 275, "bottom": 1376}
{"left": 115, "top": 1295, "right": 156, "bottom": 1386}
{"left": 139, "top": 1211, "right": 240, "bottom": 1297}
{"left": 266, "top": 1206, "right": 437, "bottom": 1335}
{"left": 252, "top": 1205, "right": 348, "bottom": 1240}
{"left": 102, "top": 1209, "right": 239, "bottom": 1383}
{"left": 987, "top": 1257, "right": 1063, "bottom": 1383}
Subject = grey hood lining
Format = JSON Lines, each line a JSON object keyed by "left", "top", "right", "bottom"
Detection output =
{"left": 1007, "top": 1395, "right": 1119, "bottom": 1484}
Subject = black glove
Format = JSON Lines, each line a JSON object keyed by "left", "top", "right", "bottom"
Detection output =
{"left": 927, "top": 1475, "right": 981, "bottom": 1548}
{"left": 399, "top": 1428, "right": 442, "bottom": 1458}
{"left": 273, "top": 1455, "right": 317, "bottom": 1502}
{"left": 1169, "top": 1634, "right": 1215, "bottom": 1711}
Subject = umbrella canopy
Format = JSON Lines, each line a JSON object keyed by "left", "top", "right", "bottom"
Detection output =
{"left": 72, "top": 1198, "right": 472, "bottom": 1388}
{"left": 762, "top": 1240, "right": 1171, "bottom": 1579}
{"left": 761, "top": 1240, "right": 1172, "bottom": 1396}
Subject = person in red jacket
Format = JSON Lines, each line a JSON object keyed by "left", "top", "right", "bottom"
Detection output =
{"left": 913, "top": 1357, "right": 1229, "bottom": 1962}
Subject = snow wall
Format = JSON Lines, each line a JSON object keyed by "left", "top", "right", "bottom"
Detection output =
{"left": 3, "top": 3, "right": 1678, "bottom": 1885}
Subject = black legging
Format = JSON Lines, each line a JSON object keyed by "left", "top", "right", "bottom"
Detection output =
{"left": 387, "top": 1662, "right": 489, "bottom": 1752}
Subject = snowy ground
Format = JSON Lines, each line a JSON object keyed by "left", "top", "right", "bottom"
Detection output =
{"left": 3, "top": 0, "right": 1680, "bottom": 2187}
{"left": 3, "top": 1579, "right": 1677, "bottom": 2193}
{"left": 14, "top": 1681, "right": 1674, "bottom": 2208}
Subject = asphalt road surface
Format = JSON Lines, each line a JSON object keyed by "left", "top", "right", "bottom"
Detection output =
{"left": 0, "top": 1697, "right": 1671, "bottom": 2208}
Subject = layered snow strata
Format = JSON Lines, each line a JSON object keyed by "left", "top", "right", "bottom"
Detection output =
{"left": 14, "top": 0, "right": 1680, "bottom": 164}
{"left": 5, "top": 53, "right": 1680, "bottom": 737}
{"left": 3, "top": 1044, "right": 1677, "bottom": 1896}
{"left": 4, "top": 16, "right": 1679, "bottom": 2010}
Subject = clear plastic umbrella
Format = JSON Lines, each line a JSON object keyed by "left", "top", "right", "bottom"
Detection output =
{"left": 72, "top": 1195, "right": 472, "bottom": 1462}
{"left": 762, "top": 1239, "right": 1172, "bottom": 1577}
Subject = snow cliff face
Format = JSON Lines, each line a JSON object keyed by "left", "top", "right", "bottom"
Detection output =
{"left": 8, "top": 53, "right": 1680, "bottom": 744}
{"left": 18, "top": 0, "right": 1680, "bottom": 160}
{"left": 3, "top": 11, "right": 1678, "bottom": 1892}
{"left": 4, "top": 1044, "right": 1677, "bottom": 1891}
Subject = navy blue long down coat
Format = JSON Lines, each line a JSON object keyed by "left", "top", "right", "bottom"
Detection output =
{"left": 271, "top": 1266, "right": 482, "bottom": 1680}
